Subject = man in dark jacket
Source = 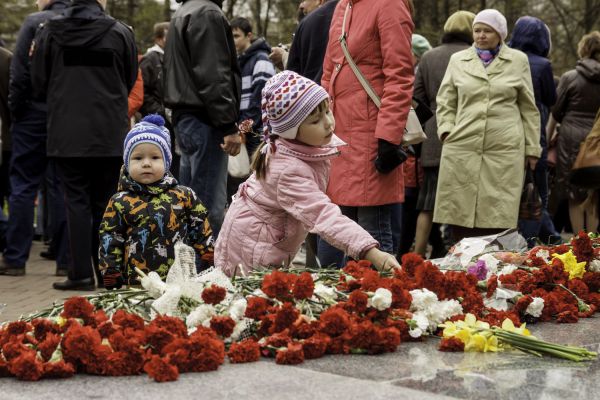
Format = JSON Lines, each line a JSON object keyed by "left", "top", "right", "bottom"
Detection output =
{"left": 164, "top": 0, "right": 241, "bottom": 238}
{"left": 30, "top": 0, "right": 138, "bottom": 290}
{"left": 0, "top": 0, "right": 70, "bottom": 277}
{"left": 0, "top": 46, "right": 11, "bottom": 253}
{"left": 509, "top": 16, "right": 560, "bottom": 246}
{"left": 287, "top": 0, "right": 338, "bottom": 84}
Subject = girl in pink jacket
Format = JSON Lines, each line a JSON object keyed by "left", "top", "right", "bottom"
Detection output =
{"left": 215, "top": 71, "right": 400, "bottom": 276}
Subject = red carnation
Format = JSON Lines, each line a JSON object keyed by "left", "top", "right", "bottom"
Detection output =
{"left": 275, "top": 342, "right": 304, "bottom": 365}
{"left": 389, "top": 281, "right": 412, "bottom": 309}
{"left": 261, "top": 270, "right": 292, "bottom": 301}
{"left": 319, "top": 308, "right": 351, "bottom": 337}
{"left": 202, "top": 284, "right": 227, "bottom": 305}
{"left": 145, "top": 325, "right": 175, "bottom": 354}
{"left": 460, "top": 291, "right": 485, "bottom": 315}
{"left": 414, "top": 261, "right": 446, "bottom": 297}
{"left": 32, "top": 319, "right": 61, "bottom": 342}
{"left": 567, "top": 278, "right": 590, "bottom": 298}
{"left": 0, "top": 357, "right": 12, "bottom": 377}
{"left": 486, "top": 275, "right": 498, "bottom": 298}
{"left": 292, "top": 272, "right": 315, "bottom": 300}
{"left": 209, "top": 316, "right": 236, "bottom": 337}
{"left": 111, "top": 309, "right": 145, "bottom": 331}
{"left": 43, "top": 360, "right": 76, "bottom": 379}
{"left": 572, "top": 231, "right": 594, "bottom": 264}
{"left": 264, "top": 331, "right": 292, "bottom": 349}
{"left": 187, "top": 333, "right": 225, "bottom": 373}
{"left": 556, "top": 310, "right": 579, "bottom": 323}
{"left": 245, "top": 296, "right": 270, "bottom": 320}
{"left": 342, "top": 260, "right": 372, "bottom": 279}
{"left": 553, "top": 244, "right": 570, "bottom": 255}
{"left": 144, "top": 355, "right": 179, "bottom": 382}
{"left": 2, "top": 339, "right": 34, "bottom": 361}
{"left": 37, "top": 333, "right": 61, "bottom": 361}
{"left": 228, "top": 339, "right": 261, "bottom": 363}
{"left": 289, "top": 319, "right": 318, "bottom": 339}
{"left": 61, "top": 323, "right": 103, "bottom": 366}
{"left": 149, "top": 315, "right": 188, "bottom": 339}
{"left": 90, "top": 310, "right": 109, "bottom": 328}
{"left": 273, "top": 302, "right": 300, "bottom": 333}
{"left": 61, "top": 296, "right": 95, "bottom": 321}
{"left": 326, "top": 332, "right": 351, "bottom": 354}
{"left": 514, "top": 295, "right": 534, "bottom": 315}
{"left": 302, "top": 333, "right": 330, "bottom": 359}
{"left": 5, "top": 321, "right": 31, "bottom": 338}
{"left": 348, "top": 290, "right": 369, "bottom": 313}
{"left": 97, "top": 321, "right": 117, "bottom": 338}
{"left": 8, "top": 351, "right": 44, "bottom": 381}
{"left": 439, "top": 337, "right": 465, "bottom": 352}
{"left": 583, "top": 272, "right": 600, "bottom": 292}
{"left": 401, "top": 252, "right": 425, "bottom": 277}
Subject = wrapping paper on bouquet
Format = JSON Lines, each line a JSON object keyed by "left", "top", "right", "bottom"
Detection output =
{"left": 435, "top": 229, "right": 528, "bottom": 270}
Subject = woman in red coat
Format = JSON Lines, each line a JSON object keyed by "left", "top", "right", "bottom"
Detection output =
{"left": 318, "top": 0, "right": 414, "bottom": 266}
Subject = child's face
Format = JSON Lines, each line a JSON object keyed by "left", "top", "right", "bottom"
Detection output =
{"left": 128, "top": 143, "right": 165, "bottom": 185}
{"left": 296, "top": 104, "right": 335, "bottom": 147}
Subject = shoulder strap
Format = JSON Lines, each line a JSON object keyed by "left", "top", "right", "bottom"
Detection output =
{"left": 339, "top": 2, "right": 381, "bottom": 109}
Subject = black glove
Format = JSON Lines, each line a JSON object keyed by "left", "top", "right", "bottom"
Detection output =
{"left": 374, "top": 139, "right": 408, "bottom": 174}
{"left": 102, "top": 271, "right": 124, "bottom": 290}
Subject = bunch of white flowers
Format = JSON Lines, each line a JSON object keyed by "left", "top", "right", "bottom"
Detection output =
{"left": 525, "top": 297, "right": 544, "bottom": 318}
{"left": 408, "top": 289, "right": 463, "bottom": 337}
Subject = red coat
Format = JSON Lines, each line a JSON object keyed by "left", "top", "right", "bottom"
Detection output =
{"left": 322, "top": 0, "right": 414, "bottom": 206}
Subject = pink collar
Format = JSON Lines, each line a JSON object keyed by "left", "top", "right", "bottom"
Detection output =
{"left": 276, "top": 134, "right": 347, "bottom": 161}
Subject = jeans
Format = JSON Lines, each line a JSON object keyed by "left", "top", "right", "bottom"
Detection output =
{"left": 3, "top": 110, "right": 47, "bottom": 267}
{"left": 317, "top": 204, "right": 393, "bottom": 268}
{"left": 175, "top": 114, "right": 228, "bottom": 238}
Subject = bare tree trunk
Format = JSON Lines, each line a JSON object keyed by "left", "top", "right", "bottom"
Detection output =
{"left": 443, "top": 0, "right": 450, "bottom": 21}
{"left": 263, "top": 0, "right": 273, "bottom": 37}
{"left": 584, "top": 0, "right": 600, "bottom": 32}
{"left": 548, "top": 0, "right": 579, "bottom": 59}
{"left": 164, "top": 0, "right": 171, "bottom": 21}
{"left": 252, "top": 0, "right": 263, "bottom": 36}
{"left": 127, "top": 0, "right": 135, "bottom": 22}
{"left": 224, "top": 0, "right": 238, "bottom": 20}
{"left": 430, "top": 0, "right": 439, "bottom": 31}
{"left": 480, "top": 0, "right": 487, "bottom": 9}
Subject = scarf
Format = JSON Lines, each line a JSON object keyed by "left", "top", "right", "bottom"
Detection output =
{"left": 476, "top": 45, "right": 501, "bottom": 67}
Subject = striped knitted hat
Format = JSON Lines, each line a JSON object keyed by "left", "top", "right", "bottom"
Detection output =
{"left": 261, "top": 70, "right": 329, "bottom": 139}
{"left": 123, "top": 114, "right": 172, "bottom": 173}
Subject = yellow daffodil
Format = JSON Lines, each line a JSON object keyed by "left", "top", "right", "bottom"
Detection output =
{"left": 501, "top": 318, "right": 532, "bottom": 337}
{"left": 465, "top": 333, "right": 487, "bottom": 352}
{"left": 484, "top": 335, "right": 499, "bottom": 352}
{"left": 461, "top": 313, "right": 490, "bottom": 330}
{"left": 552, "top": 250, "right": 586, "bottom": 280}
{"left": 54, "top": 316, "right": 67, "bottom": 327}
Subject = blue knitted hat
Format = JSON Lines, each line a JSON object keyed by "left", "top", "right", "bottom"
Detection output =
{"left": 123, "top": 114, "right": 172, "bottom": 173}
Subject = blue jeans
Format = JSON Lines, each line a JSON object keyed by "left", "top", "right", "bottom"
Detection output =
{"left": 317, "top": 204, "right": 393, "bottom": 268}
{"left": 3, "top": 110, "right": 47, "bottom": 267}
{"left": 175, "top": 114, "right": 228, "bottom": 238}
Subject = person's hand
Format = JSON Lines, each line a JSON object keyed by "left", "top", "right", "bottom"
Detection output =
{"left": 525, "top": 156, "right": 538, "bottom": 170}
{"left": 364, "top": 248, "right": 401, "bottom": 272}
{"left": 269, "top": 47, "right": 287, "bottom": 70}
{"left": 221, "top": 133, "right": 241, "bottom": 156}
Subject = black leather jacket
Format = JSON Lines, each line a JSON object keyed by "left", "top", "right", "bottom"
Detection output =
{"left": 163, "top": 0, "right": 241, "bottom": 136}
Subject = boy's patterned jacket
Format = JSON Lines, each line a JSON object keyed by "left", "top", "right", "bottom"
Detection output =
{"left": 99, "top": 170, "right": 212, "bottom": 288}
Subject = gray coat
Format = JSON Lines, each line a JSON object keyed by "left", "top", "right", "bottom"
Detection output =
{"left": 414, "top": 41, "right": 471, "bottom": 167}
{"left": 552, "top": 58, "right": 600, "bottom": 203}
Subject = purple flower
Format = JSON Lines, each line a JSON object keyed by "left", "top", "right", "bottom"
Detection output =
{"left": 467, "top": 259, "right": 488, "bottom": 281}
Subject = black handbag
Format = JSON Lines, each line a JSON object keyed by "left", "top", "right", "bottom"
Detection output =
{"left": 519, "top": 168, "right": 542, "bottom": 221}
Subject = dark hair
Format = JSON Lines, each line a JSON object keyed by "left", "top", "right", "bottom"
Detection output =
{"left": 153, "top": 22, "right": 170, "bottom": 40}
{"left": 251, "top": 99, "right": 329, "bottom": 180}
{"left": 230, "top": 17, "right": 253, "bottom": 35}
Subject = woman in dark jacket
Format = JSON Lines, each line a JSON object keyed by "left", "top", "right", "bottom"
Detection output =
{"left": 509, "top": 16, "right": 561, "bottom": 245}
{"left": 551, "top": 31, "right": 600, "bottom": 233}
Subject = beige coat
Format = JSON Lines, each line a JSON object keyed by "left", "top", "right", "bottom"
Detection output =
{"left": 434, "top": 45, "right": 541, "bottom": 228}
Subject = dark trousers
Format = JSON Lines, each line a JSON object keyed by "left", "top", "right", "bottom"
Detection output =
{"left": 54, "top": 157, "right": 121, "bottom": 282}
{"left": 4, "top": 111, "right": 47, "bottom": 267}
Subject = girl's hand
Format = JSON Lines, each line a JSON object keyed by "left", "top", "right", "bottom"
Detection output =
{"left": 364, "top": 248, "right": 401, "bottom": 272}
{"left": 525, "top": 156, "right": 538, "bottom": 170}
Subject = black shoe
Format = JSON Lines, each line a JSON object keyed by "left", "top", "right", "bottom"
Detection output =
{"left": 53, "top": 278, "right": 96, "bottom": 291}
{"left": 40, "top": 249, "right": 57, "bottom": 261}
{"left": 0, "top": 259, "right": 25, "bottom": 276}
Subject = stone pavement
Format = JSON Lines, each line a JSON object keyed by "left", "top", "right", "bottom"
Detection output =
{"left": 1, "top": 242, "right": 600, "bottom": 400}
{"left": 0, "top": 241, "right": 100, "bottom": 323}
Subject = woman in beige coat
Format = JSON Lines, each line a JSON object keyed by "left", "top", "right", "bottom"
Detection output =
{"left": 434, "top": 9, "right": 541, "bottom": 243}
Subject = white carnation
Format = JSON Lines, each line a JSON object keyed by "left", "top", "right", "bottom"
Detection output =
{"left": 368, "top": 288, "right": 393, "bottom": 311}
{"left": 435, "top": 299, "right": 463, "bottom": 323}
{"left": 230, "top": 298, "right": 248, "bottom": 321}
{"left": 141, "top": 271, "right": 167, "bottom": 298}
{"left": 588, "top": 259, "right": 600, "bottom": 273}
{"left": 498, "top": 264, "right": 518, "bottom": 276}
{"left": 535, "top": 249, "right": 551, "bottom": 263}
{"left": 409, "top": 288, "right": 439, "bottom": 311}
{"left": 314, "top": 284, "right": 337, "bottom": 302}
{"left": 409, "top": 312, "right": 430, "bottom": 338}
{"left": 525, "top": 297, "right": 545, "bottom": 318}
{"left": 186, "top": 304, "right": 216, "bottom": 328}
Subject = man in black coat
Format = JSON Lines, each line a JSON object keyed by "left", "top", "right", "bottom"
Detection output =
{"left": 287, "top": 0, "right": 339, "bottom": 84}
{"left": 30, "top": 0, "right": 138, "bottom": 290}
{"left": 0, "top": 0, "right": 70, "bottom": 277}
{"left": 164, "top": 0, "right": 241, "bottom": 238}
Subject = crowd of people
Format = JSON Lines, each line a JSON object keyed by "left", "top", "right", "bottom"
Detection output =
{"left": 0, "top": 0, "right": 598, "bottom": 291}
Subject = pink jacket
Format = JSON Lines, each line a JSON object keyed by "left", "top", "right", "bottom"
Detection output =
{"left": 215, "top": 136, "right": 379, "bottom": 276}
{"left": 321, "top": 0, "right": 414, "bottom": 206}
